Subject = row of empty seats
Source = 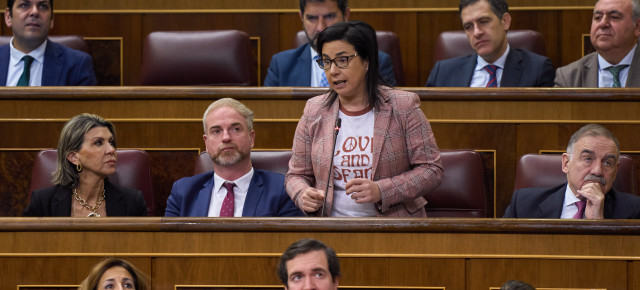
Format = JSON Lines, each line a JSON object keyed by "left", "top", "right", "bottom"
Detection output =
{"left": 31, "top": 149, "right": 636, "bottom": 217}
{"left": 35, "top": 29, "right": 546, "bottom": 86}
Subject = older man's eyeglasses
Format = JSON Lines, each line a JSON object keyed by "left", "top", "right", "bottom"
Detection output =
{"left": 316, "top": 53, "right": 359, "bottom": 70}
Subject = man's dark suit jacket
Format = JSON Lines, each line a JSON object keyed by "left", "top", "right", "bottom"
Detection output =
{"left": 264, "top": 43, "right": 397, "bottom": 87}
{"left": 23, "top": 179, "right": 148, "bottom": 217}
{"left": 0, "top": 40, "right": 97, "bottom": 86}
{"left": 164, "top": 169, "right": 304, "bottom": 217}
{"left": 503, "top": 183, "right": 640, "bottom": 218}
{"left": 425, "top": 48, "right": 555, "bottom": 87}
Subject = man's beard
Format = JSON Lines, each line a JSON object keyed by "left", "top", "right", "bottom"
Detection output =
{"left": 305, "top": 30, "right": 318, "bottom": 51}
{"left": 211, "top": 145, "right": 249, "bottom": 166}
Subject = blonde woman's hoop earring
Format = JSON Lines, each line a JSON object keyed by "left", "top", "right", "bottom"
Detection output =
{"left": 76, "top": 163, "right": 82, "bottom": 172}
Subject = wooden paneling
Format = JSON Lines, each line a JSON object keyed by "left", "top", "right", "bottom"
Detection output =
{"left": 148, "top": 150, "right": 199, "bottom": 216}
{"left": 155, "top": 257, "right": 461, "bottom": 289}
{"left": 633, "top": 261, "right": 640, "bottom": 290}
{"left": 509, "top": 10, "right": 562, "bottom": 67}
{"left": 2, "top": 257, "right": 151, "bottom": 289}
{"left": 0, "top": 218, "right": 639, "bottom": 289}
{"left": 341, "top": 258, "right": 463, "bottom": 288}
{"left": 559, "top": 10, "right": 593, "bottom": 64}
{"left": 417, "top": 11, "right": 462, "bottom": 85}
{"left": 47, "top": 14, "right": 142, "bottom": 86}
{"left": 277, "top": 13, "right": 302, "bottom": 53}
{"left": 86, "top": 38, "right": 123, "bottom": 86}
{"left": 0, "top": 150, "right": 37, "bottom": 216}
{"left": 469, "top": 259, "right": 628, "bottom": 289}
{"left": 153, "top": 257, "right": 282, "bottom": 287}
{"left": 352, "top": 12, "right": 419, "bottom": 86}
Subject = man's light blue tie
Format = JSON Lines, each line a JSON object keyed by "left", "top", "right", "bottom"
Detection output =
{"left": 320, "top": 72, "right": 329, "bottom": 87}
{"left": 314, "top": 55, "right": 330, "bottom": 87}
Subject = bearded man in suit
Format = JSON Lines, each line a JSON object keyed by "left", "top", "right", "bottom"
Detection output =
{"left": 165, "top": 98, "right": 303, "bottom": 217}
{"left": 264, "top": 0, "right": 396, "bottom": 87}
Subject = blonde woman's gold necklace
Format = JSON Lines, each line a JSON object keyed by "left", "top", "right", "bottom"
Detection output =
{"left": 72, "top": 188, "right": 105, "bottom": 217}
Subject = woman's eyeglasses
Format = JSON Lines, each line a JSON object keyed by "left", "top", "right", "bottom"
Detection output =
{"left": 315, "top": 53, "right": 359, "bottom": 70}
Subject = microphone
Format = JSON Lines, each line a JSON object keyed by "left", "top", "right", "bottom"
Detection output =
{"left": 320, "top": 117, "right": 341, "bottom": 217}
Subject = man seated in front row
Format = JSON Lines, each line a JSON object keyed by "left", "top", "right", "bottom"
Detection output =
{"left": 504, "top": 124, "right": 640, "bottom": 219}
{"left": 278, "top": 239, "right": 340, "bottom": 290}
{"left": 426, "top": 0, "right": 554, "bottom": 87}
{"left": 165, "top": 98, "right": 303, "bottom": 217}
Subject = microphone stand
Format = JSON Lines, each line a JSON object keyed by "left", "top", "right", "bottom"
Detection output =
{"left": 319, "top": 117, "right": 341, "bottom": 217}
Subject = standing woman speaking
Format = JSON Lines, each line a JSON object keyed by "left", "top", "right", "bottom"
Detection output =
{"left": 285, "top": 21, "right": 443, "bottom": 217}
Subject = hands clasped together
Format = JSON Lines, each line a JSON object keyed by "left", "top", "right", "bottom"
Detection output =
{"left": 298, "top": 178, "right": 382, "bottom": 213}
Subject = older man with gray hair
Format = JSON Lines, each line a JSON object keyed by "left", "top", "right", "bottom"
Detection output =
{"left": 556, "top": 0, "right": 640, "bottom": 87}
{"left": 504, "top": 124, "right": 640, "bottom": 219}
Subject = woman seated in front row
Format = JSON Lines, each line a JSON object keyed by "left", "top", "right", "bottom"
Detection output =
{"left": 79, "top": 257, "right": 149, "bottom": 290}
{"left": 285, "top": 21, "right": 443, "bottom": 217}
{"left": 23, "top": 113, "right": 148, "bottom": 217}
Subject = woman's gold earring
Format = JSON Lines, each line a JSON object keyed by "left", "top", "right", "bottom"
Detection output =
{"left": 76, "top": 163, "right": 82, "bottom": 172}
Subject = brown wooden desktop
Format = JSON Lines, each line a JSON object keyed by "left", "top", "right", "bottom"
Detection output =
{"left": 2, "top": 87, "right": 640, "bottom": 289}
{"left": 1, "top": 218, "right": 639, "bottom": 289}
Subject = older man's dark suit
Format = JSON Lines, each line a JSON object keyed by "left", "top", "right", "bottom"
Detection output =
{"left": 503, "top": 183, "right": 640, "bottom": 218}
{"left": 426, "top": 48, "right": 554, "bottom": 87}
